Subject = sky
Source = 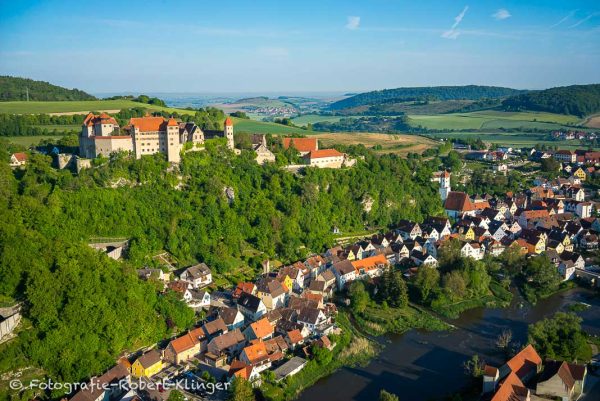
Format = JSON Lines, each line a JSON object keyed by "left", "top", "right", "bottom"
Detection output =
{"left": 0, "top": 0, "right": 599, "bottom": 93}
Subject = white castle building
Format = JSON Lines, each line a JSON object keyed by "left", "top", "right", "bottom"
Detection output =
{"left": 79, "top": 113, "right": 234, "bottom": 163}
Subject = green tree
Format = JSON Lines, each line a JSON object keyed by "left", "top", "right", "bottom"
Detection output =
{"left": 167, "top": 390, "right": 185, "bottom": 401}
{"left": 379, "top": 389, "right": 399, "bottom": 401}
{"left": 349, "top": 281, "right": 369, "bottom": 314}
{"left": 443, "top": 271, "right": 466, "bottom": 301}
{"left": 414, "top": 267, "right": 440, "bottom": 303}
{"left": 528, "top": 312, "right": 592, "bottom": 362}
{"left": 228, "top": 377, "right": 255, "bottom": 401}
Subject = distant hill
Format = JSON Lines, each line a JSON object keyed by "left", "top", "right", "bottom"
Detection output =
{"left": 329, "top": 85, "right": 525, "bottom": 110}
{"left": 0, "top": 76, "right": 96, "bottom": 101}
{"left": 502, "top": 84, "right": 600, "bottom": 117}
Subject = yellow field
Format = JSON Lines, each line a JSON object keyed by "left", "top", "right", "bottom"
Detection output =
{"left": 300, "top": 132, "right": 438, "bottom": 155}
{"left": 584, "top": 115, "right": 600, "bottom": 128}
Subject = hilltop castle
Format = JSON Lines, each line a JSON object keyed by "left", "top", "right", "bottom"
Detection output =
{"left": 79, "top": 113, "right": 234, "bottom": 163}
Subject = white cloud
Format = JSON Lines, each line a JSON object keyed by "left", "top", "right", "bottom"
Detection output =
{"left": 346, "top": 16, "right": 361, "bottom": 30}
{"left": 441, "top": 6, "right": 469, "bottom": 39}
{"left": 492, "top": 9, "right": 511, "bottom": 20}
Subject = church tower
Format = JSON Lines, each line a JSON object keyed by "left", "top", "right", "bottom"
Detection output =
{"left": 439, "top": 170, "right": 451, "bottom": 202}
{"left": 224, "top": 117, "right": 234, "bottom": 150}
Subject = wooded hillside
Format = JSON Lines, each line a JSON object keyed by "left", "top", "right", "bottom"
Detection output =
{"left": 502, "top": 84, "right": 600, "bottom": 117}
{"left": 330, "top": 85, "right": 525, "bottom": 110}
{"left": 0, "top": 76, "right": 96, "bottom": 101}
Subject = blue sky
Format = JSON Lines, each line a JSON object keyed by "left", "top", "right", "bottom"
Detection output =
{"left": 0, "top": 0, "right": 599, "bottom": 93}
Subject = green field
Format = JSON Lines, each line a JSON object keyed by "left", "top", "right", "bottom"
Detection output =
{"left": 33, "top": 124, "right": 80, "bottom": 131}
{"left": 0, "top": 100, "right": 196, "bottom": 115}
{"left": 426, "top": 131, "right": 596, "bottom": 150}
{"left": 291, "top": 114, "right": 346, "bottom": 126}
{"left": 231, "top": 117, "right": 308, "bottom": 134}
{"left": 409, "top": 110, "right": 583, "bottom": 131}
{"left": 5, "top": 135, "right": 64, "bottom": 147}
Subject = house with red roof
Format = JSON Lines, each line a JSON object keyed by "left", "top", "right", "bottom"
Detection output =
{"left": 10, "top": 152, "right": 28, "bottom": 167}
{"left": 483, "top": 344, "right": 542, "bottom": 398}
{"left": 303, "top": 148, "right": 346, "bottom": 168}
{"left": 444, "top": 191, "right": 477, "bottom": 218}
{"left": 282, "top": 137, "right": 318, "bottom": 155}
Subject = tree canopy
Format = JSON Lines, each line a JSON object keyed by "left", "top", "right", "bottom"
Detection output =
{"left": 0, "top": 76, "right": 96, "bottom": 101}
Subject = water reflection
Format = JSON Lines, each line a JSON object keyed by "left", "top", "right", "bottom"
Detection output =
{"left": 298, "top": 288, "right": 599, "bottom": 401}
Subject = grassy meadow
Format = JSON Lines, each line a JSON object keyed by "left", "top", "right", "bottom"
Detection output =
{"left": 231, "top": 117, "right": 308, "bottom": 134}
{"left": 5, "top": 135, "right": 64, "bottom": 147}
{"left": 0, "top": 100, "right": 196, "bottom": 115}
{"left": 408, "top": 110, "right": 583, "bottom": 131}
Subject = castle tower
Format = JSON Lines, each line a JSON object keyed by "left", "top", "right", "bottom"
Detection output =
{"left": 439, "top": 170, "right": 451, "bottom": 201}
{"left": 166, "top": 117, "right": 181, "bottom": 163}
{"left": 224, "top": 117, "right": 234, "bottom": 150}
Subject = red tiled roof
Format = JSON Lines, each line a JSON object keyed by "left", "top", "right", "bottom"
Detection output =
{"left": 242, "top": 341, "right": 269, "bottom": 364}
{"left": 248, "top": 318, "right": 274, "bottom": 339}
{"left": 444, "top": 191, "right": 475, "bottom": 212}
{"left": 306, "top": 149, "right": 343, "bottom": 159}
{"left": 282, "top": 137, "right": 318, "bottom": 152}
{"left": 130, "top": 116, "right": 169, "bottom": 132}
{"left": 351, "top": 254, "right": 388, "bottom": 271}
{"left": 506, "top": 344, "right": 542, "bottom": 379}
{"left": 287, "top": 329, "right": 303, "bottom": 344}
{"left": 491, "top": 371, "right": 527, "bottom": 401}
{"left": 225, "top": 117, "right": 233, "bottom": 126}
{"left": 12, "top": 152, "right": 28, "bottom": 162}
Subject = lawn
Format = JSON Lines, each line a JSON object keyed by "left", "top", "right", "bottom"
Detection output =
{"left": 0, "top": 100, "right": 196, "bottom": 115}
{"left": 409, "top": 110, "right": 584, "bottom": 131}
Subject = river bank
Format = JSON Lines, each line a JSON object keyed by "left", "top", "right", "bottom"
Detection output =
{"left": 296, "top": 287, "right": 600, "bottom": 401}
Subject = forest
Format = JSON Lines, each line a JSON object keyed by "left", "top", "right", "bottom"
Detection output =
{"left": 502, "top": 83, "right": 600, "bottom": 117}
{"left": 312, "top": 116, "right": 421, "bottom": 133}
{"left": 0, "top": 139, "right": 444, "bottom": 395}
{"left": 0, "top": 76, "right": 96, "bottom": 101}
{"left": 329, "top": 85, "right": 525, "bottom": 110}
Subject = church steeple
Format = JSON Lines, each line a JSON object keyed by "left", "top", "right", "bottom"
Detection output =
{"left": 439, "top": 170, "right": 451, "bottom": 201}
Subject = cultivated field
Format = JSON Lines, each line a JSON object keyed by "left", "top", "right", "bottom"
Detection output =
{"left": 584, "top": 114, "right": 600, "bottom": 128}
{"left": 4, "top": 135, "right": 63, "bottom": 147}
{"left": 302, "top": 132, "right": 438, "bottom": 155}
{"left": 426, "top": 131, "right": 598, "bottom": 150}
{"left": 291, "top": 114, "right": 346, "bottom": 126}
{"left": 0, "top": 100, "right": 196, "bottom": 115}
{"left": 232, "top": 117, "right": 308, "bottom": 135}
{"left": 409, "top": 110, "right": 583, "bottom": 131}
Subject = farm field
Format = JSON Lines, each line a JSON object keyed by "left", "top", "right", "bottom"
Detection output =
{"left": 4, "top": 135, "right": 64, "bottom": 147}
{"left": 583, "top": 114, "right": 600, "bottom": 128}
{"left": 0, "top": 100, "right": 196, "bottom": 115}
{"left": 408, "top": 110, "right": 583, "bottom": 131}
{"left": 33, "top": 124, "right": 80, "bottom": 131}
{"left": 231, "top": 117, "right": 308, "bottom": 135}
{"left": 426, "top": 131, "right": 598, "bottom": 150}
{"left": 291, "top": 114, "right": 345, "bottom": 126}
{"left": 301, "top": 132, "right": 438, "bottom": 155}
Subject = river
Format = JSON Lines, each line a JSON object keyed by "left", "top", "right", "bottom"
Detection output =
{"left": 298, "top": 288, "right": 600, "bottom": 401}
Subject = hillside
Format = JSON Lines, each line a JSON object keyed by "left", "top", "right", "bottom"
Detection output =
{"left": 330, "top": 85, "right": 525, "bottom": 110}
{"left": 0, "top": 76, "right": 96, "bottom": 101}
{"left": 502, "top": 83, "right": 600, "bottom": 117}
